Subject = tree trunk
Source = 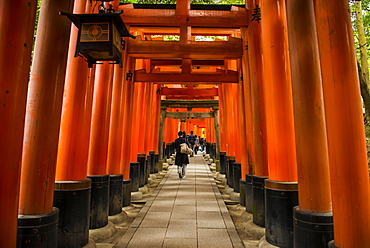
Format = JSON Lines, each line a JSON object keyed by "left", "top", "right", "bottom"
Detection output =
{"left": 358, "top": 62, "right": 370, "bottom": 121}
{"left": 355, "top": 0, "right": 370, "bottom": 87}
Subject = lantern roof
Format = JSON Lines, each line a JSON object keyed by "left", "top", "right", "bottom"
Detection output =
{"left": 60, "top": 10, "right": 135, "bottom": 39}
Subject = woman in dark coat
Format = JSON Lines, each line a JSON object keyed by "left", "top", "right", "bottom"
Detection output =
{"left": 174, "top": 131, "right": 189, "bottom": 178}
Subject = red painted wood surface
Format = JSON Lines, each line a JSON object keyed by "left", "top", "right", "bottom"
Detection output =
{"left": 19, "top": 0, "right": 74, "bottom": 215}
{"left": 0, "top": 0, "right": 37, "bottom": 245}
{"left": 286, "top": 0, "right": 332, "bottom": 212}
{"left": 56, "top": 0, "right": 93, "bottom": 181}
{"left": 261, "top": 0, "right": 297, "bottom": 182}
{"left": 315, "top": 0, "right": 370, "bottom": 245}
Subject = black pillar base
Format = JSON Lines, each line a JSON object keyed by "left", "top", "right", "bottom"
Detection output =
{"left": 233, "top": 163, "right": 241, "bottom": 193}
{"left": 154, "top": 154, "right": 159, "bottom": 173}
{"left": 219, "top": 151, "right": 227, "bottom": 174}
{"left": 206, "top": 142, "right": 211, "bottom": 155}
{"left": 109, "top": 174, "right": 123, "bottom": 216}
{"left": 265, "top": 180, "right": 298, "bottom": 248}
{"left": 239, "top": 179, "right": 246, "bottom": 207}
{"left": 293, "top": 207, "right": 333, "bottom": 248}
{"left": 158, "top": 158, "right": 164, "bottom": 171}
{"left": 137, "top": 153, "right": 146, "bottom": 187}
{"left": 227, "top": 156, "right": 235, "bottom": 188}
{"left": 54, "top": 179, "right": 91, "bottom": 248}
{"left": 87, "top": 174, "right": 110, "bottom": 229}
{"left": 163, "top": 147, "right": 168, "bottom": 159}
{"left": 252, "top": 175, "right": 268, "bottom": 227}
{"left": 122, "top": 179, "right": 132, "bottom": 207}
{"left": 169, "top": 143, "right": 175, "bottom": 156}
{"left": 145, "top": 158, "right": 150, "bottom": 184}
{"left": 149, "top": 151, "right": 155, "bottom": 174}
{"left": 130, "top": 162, "right": 140, "bottom": 192}
{"left": 17, "top": 207, "right": 59, "bottom": 248}
{"left": 245, "top": 174, "right": 253, "bottom": 213}
{"left": 211, "top": 143, "right": 216, "bottom": 159}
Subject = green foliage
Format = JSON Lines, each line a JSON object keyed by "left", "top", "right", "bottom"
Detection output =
{"left": 31, "top": 0, "right": 42, "bottom": 62}
{"left": 152, "top": 35, "right": 180, "bottom": 41}
{"left": 194, "top": 36, "right": 227, "bottom": 41}
{"left": 350, "top": 0, "right": 370, "bottom": 63}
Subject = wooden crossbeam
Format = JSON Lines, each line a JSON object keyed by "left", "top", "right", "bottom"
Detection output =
{"left": 128, "top": 37, "right": 242, "bottom": 59}
{"left": 166, "top": 112, "right": 214, "bottom": 119}
{"left": 161, "top": 87, "right": 218, "bottom": 96}
{"left": 119, "top": 7, "right": 248, "bottom": 27}
{"left": 134, "top": 72, "right": 238, "bottom": 83}
{"left": 165, "top": 96, "right": 214, "bottom": 100}
{"left": 129, "top": 27, "right": 241, "bottom": 36}
{"left": 161, "top": 99, "right": 218, "bottom": 109}
{"left": 151, "top": 60, "right": 224, "bottom": 66}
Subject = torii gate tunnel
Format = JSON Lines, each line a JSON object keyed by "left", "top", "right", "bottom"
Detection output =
{"left": 1, "top": 0, "right": 369, "bottom": 247}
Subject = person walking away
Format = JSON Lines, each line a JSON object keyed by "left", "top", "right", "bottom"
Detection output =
{"left": 187, "top": 131, "right": 196, "bottom": 157}
{"left": 194, "top": 135, "right": 200, "bottom": 155}
{"left": 174, "top": 131, "right": 189, "bottom": 178}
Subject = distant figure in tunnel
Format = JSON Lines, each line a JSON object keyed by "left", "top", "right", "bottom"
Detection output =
{"left": 174, "top": 131, "right": 189, "bottom": 179}
{"left": 187, "top": 131, "right": 196, "bottom": 157}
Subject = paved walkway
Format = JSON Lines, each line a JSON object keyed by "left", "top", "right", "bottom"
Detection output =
{"left": 116, "top": 154, "right": 244, "bottom": 248}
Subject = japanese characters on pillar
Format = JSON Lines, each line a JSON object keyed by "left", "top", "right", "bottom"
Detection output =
{"left": 120, "top": 56, "right": 135, "bottom": 180}
{"left": 246, "top": 0, "right": 268, "bottom": 178}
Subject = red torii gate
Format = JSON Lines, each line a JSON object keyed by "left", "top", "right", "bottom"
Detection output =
{"left": 0, "top": 0, "right": 369, "bottom": 247}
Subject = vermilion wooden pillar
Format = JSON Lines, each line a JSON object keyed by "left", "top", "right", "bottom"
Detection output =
{"left": 163, "top": 114, "right": 171, "bottom": 143}
{"left": 180, "top": 119, "right": 187, "bottom": 132}
{"left": 88, "top": 62, "right": 113, "bottom": 175}
{"left": 260, "top": 0, "right": 298, "bottom": 246}
{"left": 130, "top": 57, "right": 145, "bottom": 162}
{"left": 237, "top": 61, "right": 248, "bottom": 181}
{"left": 247, "top": 0, "right": 269, "bottom": 227}
{"left": 120, "top": 56, "right": 135, "bottom": 207}
{"left": 130, "top": 81, "right": 145, "bottom": 161}
{"left": 0, "top": 1, "right": 37, "bottom": 246}
{"left": 218, "top": 84, "right": 228, "bottom": 152}
{"left": 228, "top": 60, "right": 240, "bottom": 160}
{"left": 87, "top": 62, "right": 114, "bottom": 229}
{"left": 240, "top": 27, "right": 254, "bottom": 177}
{"left": 286, "top": 0, "right": 333, "bottom": 246}
{"left": 151, "top": 84, "right": 161, "bottom": 153}
{"left": 137, "top": 59, "right": 148, "bottom": 156}
{"left": 210, "top": 115, "right": 215, "bottom": 143}
{"left": 120, "top": 56, "right": 135, "bottom": 181}
{"left": 106, "top": 64, "right": 126, "bottom": 216}
{"left": 247, "top": 0, "right": 268, "bottom": 179}
{"left": 18, "top": 0, "right": 74, "bottom": 246}
{"left": 222, "top": 68, "right": 232, "bottom": 156}
{"left": 314, "top": 0, "right": 370, "bottom": 247}
{"left": 241, "top": 26, "right": 255, "bottom": 214}
{"left": 143, "top": 83, "right": 153, "bottom": 153}
{"left": 236, "top": 58, "right": 248, "bottom": 208}
{"left": 107, "top": 65, "right": 126, "bottom": 177}
{"left": 54, "top": 0, "right": 94, "bottom": 246}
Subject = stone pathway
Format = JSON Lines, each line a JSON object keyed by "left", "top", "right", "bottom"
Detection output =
{"left": 114, "top": 155, "right": 244, "bottom": 248}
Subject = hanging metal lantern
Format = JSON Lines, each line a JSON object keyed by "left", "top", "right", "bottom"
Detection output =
{"left": 61, "top": 8, "right": 135, "bottom": 68}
